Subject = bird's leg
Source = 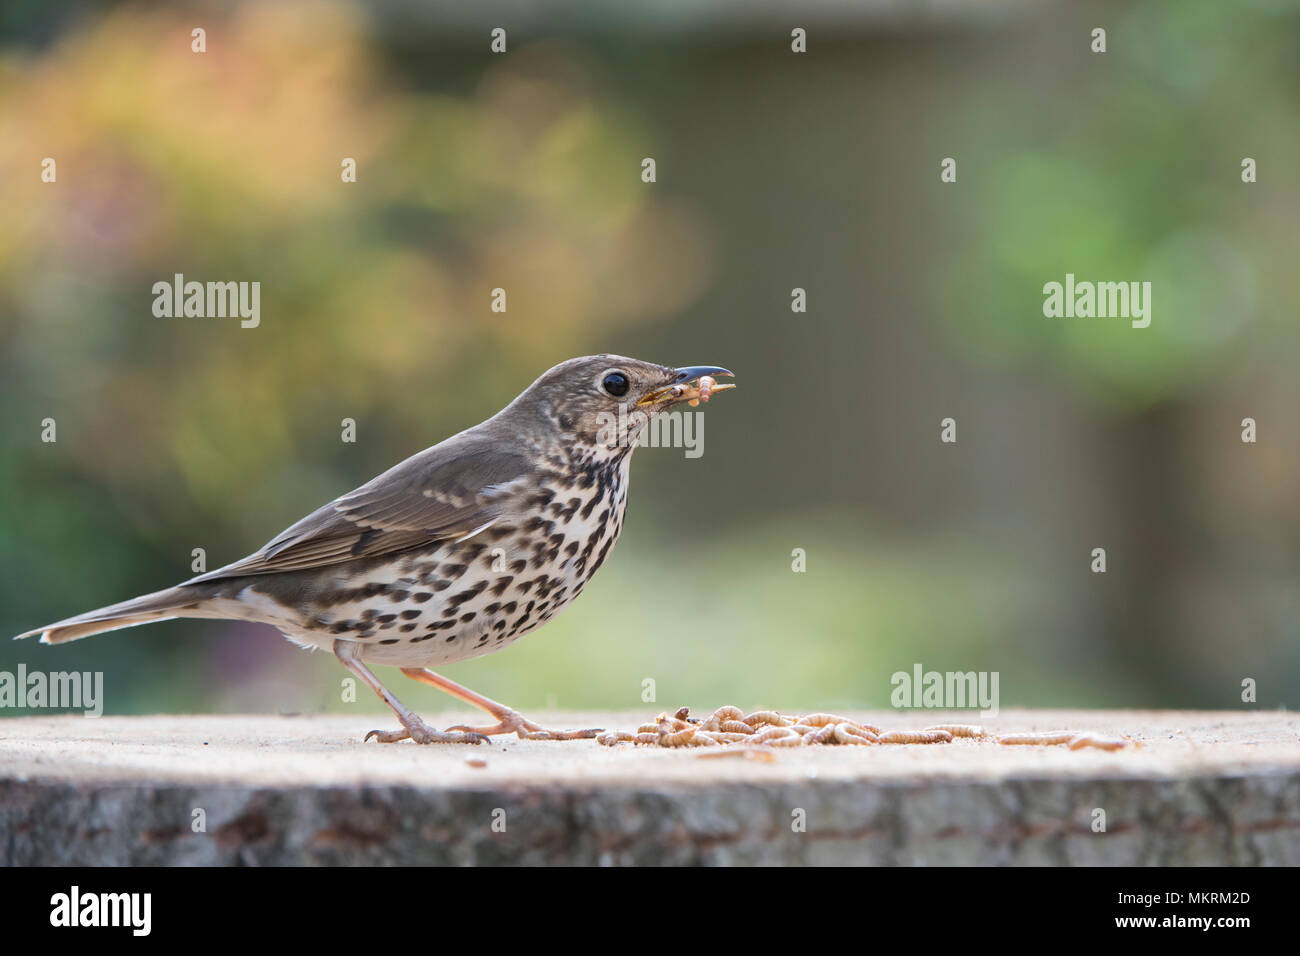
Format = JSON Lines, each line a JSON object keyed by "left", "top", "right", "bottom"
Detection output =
{"left": 399, "top": 667, "right": 603, "bottom": 740}
{"left": 333, "top": 641, "right": 487, "bottom": 745}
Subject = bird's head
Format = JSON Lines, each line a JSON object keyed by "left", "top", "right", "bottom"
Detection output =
{"left": 505, "top": 354, "right": 735, "bottom": 455}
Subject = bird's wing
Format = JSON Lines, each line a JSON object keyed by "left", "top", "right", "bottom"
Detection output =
{"left": 187, "top": 436, "right": 532, "bottom": 581}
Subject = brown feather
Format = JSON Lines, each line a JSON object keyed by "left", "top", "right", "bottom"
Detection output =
{"left": 185, "top": 430, "right": 531, "bottom": 582}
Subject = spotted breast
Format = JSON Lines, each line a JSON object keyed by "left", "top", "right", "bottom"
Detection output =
{"left": 211, "top": 446, "right": 633, "bottom": 668}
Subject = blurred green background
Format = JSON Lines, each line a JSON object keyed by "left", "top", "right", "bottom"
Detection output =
{"left": 2, "top": 0, "right": 1297, "bottom": 721}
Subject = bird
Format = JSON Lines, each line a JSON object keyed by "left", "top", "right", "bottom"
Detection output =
{"left": 16, "top": 356, "right": 735, "bottom": 744}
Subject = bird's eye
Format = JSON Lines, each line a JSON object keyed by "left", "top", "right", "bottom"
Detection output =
{"left": 602, "top": 372, "right": 630, "bottom": 397}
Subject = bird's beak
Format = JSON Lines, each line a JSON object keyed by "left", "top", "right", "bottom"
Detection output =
{"left": 637, "top": 366, "right": 737, "bottom": 407}
{"left": 672, "top": 365, "right": 735, "bottom": 383}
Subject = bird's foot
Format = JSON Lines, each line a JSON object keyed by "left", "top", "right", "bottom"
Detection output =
{"left": 365, "top": 714, "right": 487, "bottom": 745}
{"left": 447, "top": 707, "right": 603, "bottom": 741}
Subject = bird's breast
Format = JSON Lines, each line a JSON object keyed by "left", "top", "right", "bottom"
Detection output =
{"left": 266, "top": 457, "right": 632, "bottom": 667}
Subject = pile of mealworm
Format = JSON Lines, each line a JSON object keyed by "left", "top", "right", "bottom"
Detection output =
{"left": 595, "top": 706, "right": 1132, "bottom": 752}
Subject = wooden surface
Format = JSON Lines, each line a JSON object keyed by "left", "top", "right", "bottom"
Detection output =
{"left": 1, "top": 709, "right": 1297, "bottom": 865}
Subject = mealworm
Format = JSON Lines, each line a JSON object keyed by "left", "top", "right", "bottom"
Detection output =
{"left": 804, "top": 724, "right": 838, "bottom": 745}
{"left": 657, "top": 722, "right": 697, "bottom": 747}
{"left": 796, "top": 713, "right": 853, "bottom": 728}
{"left": 767, "top": 733, "right": 804, "bottom": 747}
{"left": 596, "top": 731, "right": 634, "bottom": 746}
{"left": 922, "top": 724, "right": 987, "bottom": 739}
{"left": 1067, "top": 734, "right": 1131, "bottom": 751}
{"left": 684, "top": 376, "right": 715, "bottom": 407}
{"left": 720, "top": 720, "right": 755, "bottom": 734}
{"left": 846, "top": 725, "right": 881, "bottom": 743}
{"left": 673, "top": 706, "right": 693, "bottom": 722}
{"left": 744, "top": 711, "right": 791, "bottom": 728}
{"left": 712, "top": 706, "right": 746, "bottom": 723}
{"left": 747, "top": 726, "right": 797, "bottom": 744}
{"left": 790, "top": 712, "right": 883, "bottom": 738}
{"left": 633, "top": 732, "right": 659, "bottom": 745}
{"left": 637, "top": 723, "right": 661, "bottom": 735}
{"left": 878, "top": 730, "right": 953, "bottom": 744}
{"left": 832, "top": 723, "right": 878, "bottom": 745}
{"left": 997, "top": 732, "right": 1077, "bottom": 746}
{"left": 797, "top": 714, "right": 884, "bottom": 735}
{"left": 674, "top": 376, "right": 735, "bottom": 407}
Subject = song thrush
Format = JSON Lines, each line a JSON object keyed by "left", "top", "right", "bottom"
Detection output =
{"left": 16, "top": 356, "right": 735, "bottom": 743}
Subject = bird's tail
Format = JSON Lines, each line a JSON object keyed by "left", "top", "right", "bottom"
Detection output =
{"left": 14, "top": 586, "right": 215, "bottom": 645}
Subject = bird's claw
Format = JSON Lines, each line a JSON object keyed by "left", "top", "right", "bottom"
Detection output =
{"left": 365, "top": 727, "right": 409, "bottom": 743}
{"left": 364, "top": 719, "right": 488, "bottom": 745}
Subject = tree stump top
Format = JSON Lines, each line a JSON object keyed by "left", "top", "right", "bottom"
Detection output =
{"left": 2, "top": 709, "right": 1297, "bottom": 865}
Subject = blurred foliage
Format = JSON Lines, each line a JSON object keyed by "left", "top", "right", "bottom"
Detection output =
{"left": 1, "top": 0, "right": 1297, "bottom": 721}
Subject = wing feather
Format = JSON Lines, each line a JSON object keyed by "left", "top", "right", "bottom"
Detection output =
{"left": 187, "top": 433, "right": 530, "bottom": 583}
